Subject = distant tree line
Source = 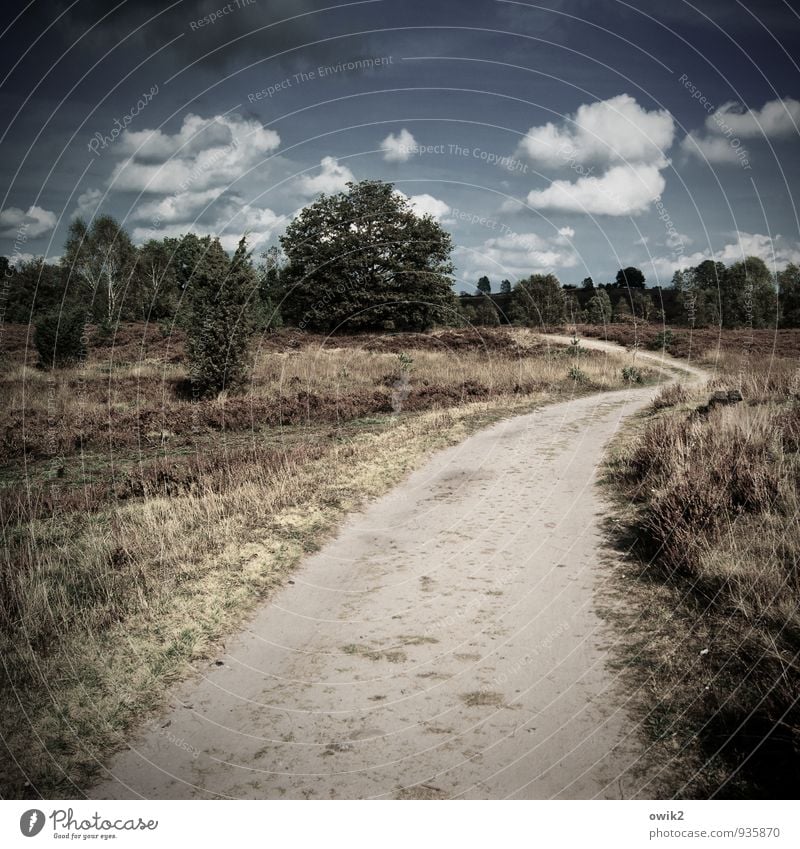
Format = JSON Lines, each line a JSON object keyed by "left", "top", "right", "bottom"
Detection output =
{"left": 458, "top": 256, "right": 792, "bottom": 329}
{"left": 4, "top": 178, "right": 798, "bottom": 393}
{"left": 1, "top": 218, "right": 279, "bottom": 331}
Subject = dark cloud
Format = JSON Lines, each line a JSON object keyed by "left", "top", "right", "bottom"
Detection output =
{"left": 47, "top": 0, "right": 384, "bottom": 72}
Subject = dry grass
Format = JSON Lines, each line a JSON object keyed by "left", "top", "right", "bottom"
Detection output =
{"left": 0, "top": 323, "right": 648, "bottom": 798}
{"left": 701, "top": 347, "right": 800, "bottom": 403}
{"left": 648, "top": 382, "right": 690, "bottom": 411}
{"left": 603, "top": 344, "right": 800, "bottom": 798}
{"left": 1, "top": 326, "right": 636, "bottom": 462}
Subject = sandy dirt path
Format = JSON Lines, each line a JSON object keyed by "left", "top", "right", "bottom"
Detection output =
{"left": 91, "top": 339, "right": 704, "bottom": 800}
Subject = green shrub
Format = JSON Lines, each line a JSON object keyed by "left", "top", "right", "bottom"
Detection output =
{"left": 567, "top": 334, "right": 588, "bottom": 357}
{"left": 621, "top": 365, "right": 643, "bottom": 383}
{"left": 568, "top": 365, "right": 587, "bottom": 382}
{"left": 34, "top": 309, "right": 86, "bottom": 368}
{"left": 648, "top": 329, "right": 674, "bottom": 351}
{"left": 396, "top": 352, "right": 414, "bottom": 373}
{"left": 185, "top": 236, "right": 257, "bottom": 397}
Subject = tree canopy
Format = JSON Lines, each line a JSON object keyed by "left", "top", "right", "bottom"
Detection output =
{"left": 672, "top": 256, "right": 776, "bottom": 327}
{"left": 511, "top": 273, "right": 566, "bottom": 326}
{"left": 615, "top": 266, "right": 646, "bottom": 289}
{"left": 62, "top": 215, "right": 138, "bottom": 324}
{"left": 778, "top": 264, "right": 800, "bottom": 328}
{"left": 278, "top": 180, "right": 456, "bottom": 332}
{"left": 585, "top": 288, "right": 612, "bottom": 324}
{"left": 4, "top": 194, "right": 799, "bottom": 339}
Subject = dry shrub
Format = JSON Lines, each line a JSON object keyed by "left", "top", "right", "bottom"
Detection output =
{"left": 649, "top": 382, "right": 689, "bottom": 411}
{"left": 3, "top": 404, "right": 482, "bottom": 795}
{"left": 613, "top": 376, "right": 800, "bottom": 796}
{"left": 0, "top": 437, "right": 323, "bottom": 655}
{"left": 702, "top": 349, "right": 799, "bottom": 404}
{"left": 0, "top": 441, "right": 327, "bottom": 526}
{"left": 628, "top": 406, "right": 785, "bottom": 572}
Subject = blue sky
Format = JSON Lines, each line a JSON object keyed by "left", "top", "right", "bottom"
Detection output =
{"left": 2, "top": 0, "right": 799, "bottom": 292}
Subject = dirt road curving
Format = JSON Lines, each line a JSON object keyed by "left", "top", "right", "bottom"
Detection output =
{"left": 91, "top": 338, "right": 704, "bottom": 800}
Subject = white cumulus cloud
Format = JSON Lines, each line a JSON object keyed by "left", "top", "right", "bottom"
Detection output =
{"left": 681, "top": 131, "right": 744, "bottom": 164}
{"left": 0, "top": 204, "right": 58, "bottom": 238}
{"left": 406, "top": 193, "right": 451, "bottom": 220}
{"left": 118, "top": 113, "right": 238, "bottom": 161}
{"left": 518, "top": 94, "right": 675, "bottom": 168}
{"left": 132, "top": 198, "right": 285, "bottom": 252}
{"left": 109, "top": 113, "right": 280, "bottom": 194}
{"left": 683, "top": 98, "right": 800, "bottom": 166}
{"left": 74, "top": 188, "right": 103, "bottom": 220}
{"left": 526, "top": 163, "right": 666, "bottom": 216}
{"left": 642, "top": 231, "right": 800, "bottom": 282}
{"left": 463, "top": 230, "right": 580, "bottom": 281}
{"left": 706, "top": 98, "right": 800, "bottom": 138}
{"left": 132, "top": 188, "right": 226, "bottom": 224}
{"left": 381, "top": 128, "right": 417, "bottom": 163}
{"left": 10, "top": 252, "right": 62, "bottom": 267}
{"left": 297, "top": 156, "right": 354, "bottom": 197}
{"left": 715, "top": 231, "right": 800, "bottom": 266}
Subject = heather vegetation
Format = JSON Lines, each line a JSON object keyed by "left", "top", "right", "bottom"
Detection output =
{"left": 604, "top": 347, "right": 800, "bottom": 798}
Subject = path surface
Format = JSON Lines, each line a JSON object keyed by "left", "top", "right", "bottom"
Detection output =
{"left": 92, "top": 340, "right": 704, "bottom": 800}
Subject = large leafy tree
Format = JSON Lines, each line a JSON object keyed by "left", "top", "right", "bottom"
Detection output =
{"left": 279, "top": 180, "right": 456, "bottom": 332}
{"left": 670, "top": 257, "right": 776, "bottom": 327}
{"left": 615, "top": 266, "right": 646, "bottom": 289}
{"left": 172, "top": 234, "right": 212, "bottom": 291}
{"left": 185, "top": 236, "right": 258, "bottom": 396}
{"left": 692, "top": 259, "right": 726, "bottom": 291}
{"left": 253, "top": 245, "right": 284, "bottom": 331}
{"left": 614, "top": 297, "right": 634, "bottom": 322}
{"left": 563, "top": 289, "right": 582, "bottom": 324}
{"left": 629, "top": 288, "right": 655, "bottom": 320}
{"left": 511, "top": 273, "right": 566, "bottom": 326}
{"left": 168, "top": 233, "right": 212, "bottom": 325}
{"left": 476, "top": 275, "right": 491, "bottom": 294}
{"left": 62, "top": 215, "right": 138, "bottom": 323}
{"left": 672, "top": 261, "right": 725, "bottom": 327}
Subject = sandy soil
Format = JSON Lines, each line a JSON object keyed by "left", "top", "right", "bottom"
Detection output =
{"left": 91, "top": 338, "right": 704, "bottom": 800}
